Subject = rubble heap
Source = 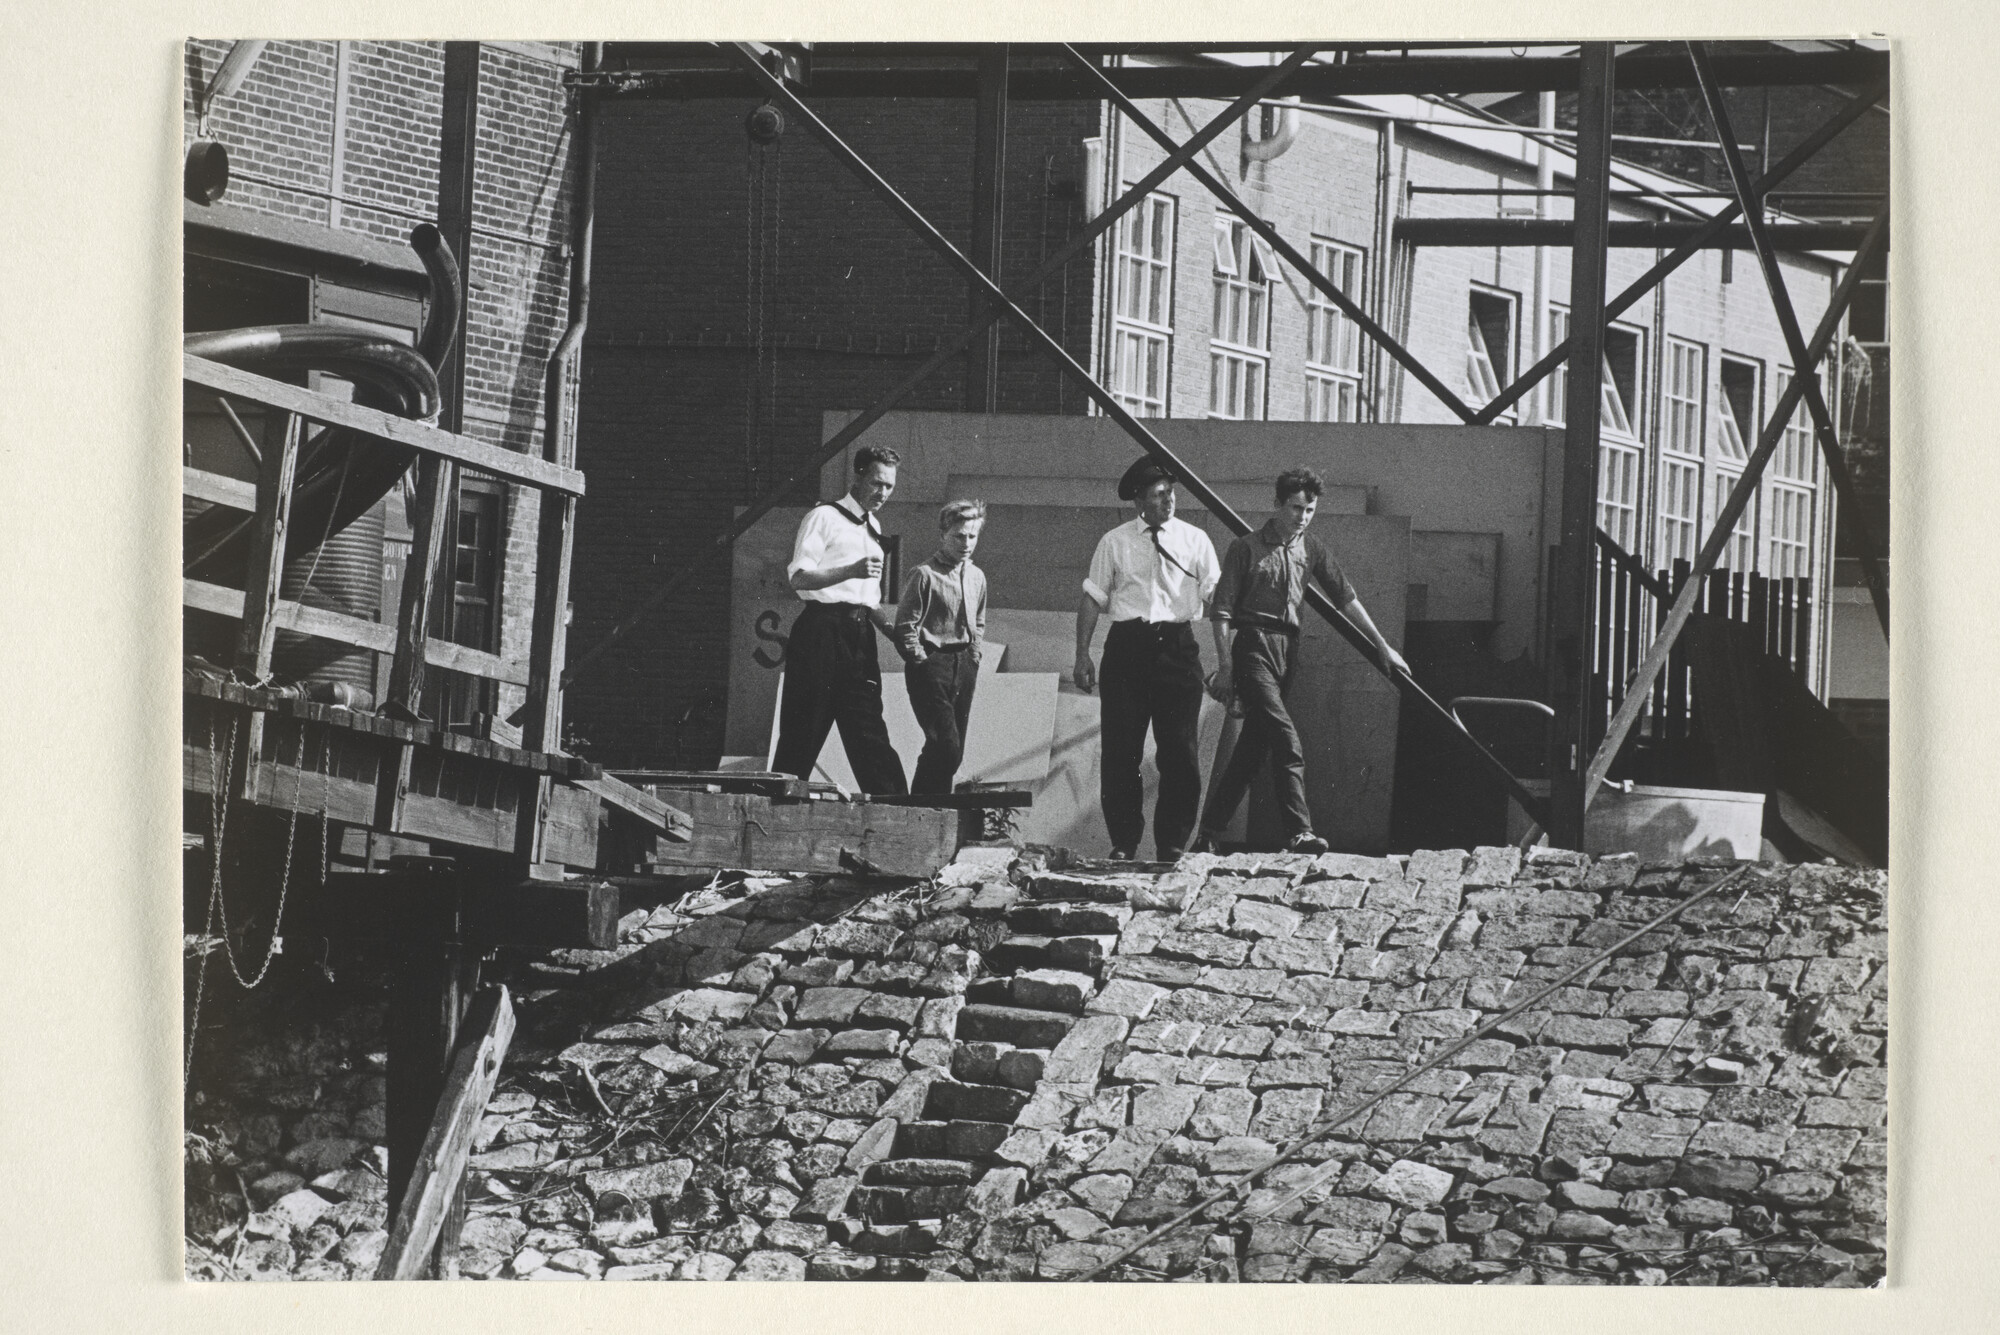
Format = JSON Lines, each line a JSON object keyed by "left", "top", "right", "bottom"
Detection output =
{"left": 185, "top": 845, "right": 1887, "bottom": 1284}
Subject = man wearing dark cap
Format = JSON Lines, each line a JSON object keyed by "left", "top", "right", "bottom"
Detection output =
{"left": 1073, "top": 457, "right": 1221, "bottom": 861}
{"left": 772, "top": 444, "right": 909, "bottom": 795}
{"left": 1194, "top": 467, "right": 1407, "bottom": 854}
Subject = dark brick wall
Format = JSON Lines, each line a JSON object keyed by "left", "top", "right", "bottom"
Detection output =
{"left": 568, "top": 96, "right": 1100, "bottom": 766}
{"left": 184, "top": 41, "right": 579, "bottom": 719}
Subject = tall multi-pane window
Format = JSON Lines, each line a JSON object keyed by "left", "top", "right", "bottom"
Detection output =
{"left": 1466, "top": 288, "right": 1516, "bottom": 414}
{"left": 1304, "top": 238, "right": 1364, "bottom": 422}
{"left": 1209, "top": 218, "right": 1271, "bottom": 419}
{"left": 1659, "top": 338, "right": 1706, "bottom": 562}
{"left": 1598, "top": 444, "right": 1642, "bottom": 550}
{"left": 1545, "top": 306, "right": 1568, "bottom": 424}
{"left": 1110, "top": 190, "right": 1176, "bottom": 417}
{"left": 1768, "top": 369, "right": 1817, "bottom": 578}
{"left": 1713, "top": 356, "right": 1761, "bottom": 570}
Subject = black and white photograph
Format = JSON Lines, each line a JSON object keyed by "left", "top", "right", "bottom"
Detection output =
{"left": 162, "top": 36, "right": 1903, "bottom": 1287}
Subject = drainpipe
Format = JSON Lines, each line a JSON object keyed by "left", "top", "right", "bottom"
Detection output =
{"left": 544, "top": 42, "right": 600, "bottom": 467}
{"left": 1529, "top": 90, "right": 1555, "bottom": 426}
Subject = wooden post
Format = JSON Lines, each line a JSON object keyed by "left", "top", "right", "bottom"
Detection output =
{"left": 377, "top": 984, "right": 515, "bottom": 1281}
{"left": 966, "top": 43, "right": 1008, "bottom": 413}
{"left": 384, "top": 937, "right": 483, "bottom": 1278}
{"left": 233, "top": 411, "right": 302, "bottom": 802}
{"left": 1545, "top": 42, "right": 1617, "bottom": 850}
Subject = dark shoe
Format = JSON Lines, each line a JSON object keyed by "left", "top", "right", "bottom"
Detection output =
{"left": 1286, "top": 832, "right": 1330, "bottom": 855}
{"left": 1188, "top": 831, "right": 1223, "bottom": 855}
{"left": 1108, "top": 847, "right": 1136, "bottom": 862}
{"left": 1157, "top": 846, "right": 1185, "bottom": 863}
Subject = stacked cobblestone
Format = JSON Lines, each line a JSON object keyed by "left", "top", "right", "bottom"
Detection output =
{"left": 185, "top": 845, "right": 1886, "bottom": 1285}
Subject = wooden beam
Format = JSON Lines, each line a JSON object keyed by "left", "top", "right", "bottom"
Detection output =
{"left": 184, "top": 579, "right": 530, "bottom": 685}
{"left": 182, "top": 465, "right": 257, "bottom": 511}
{"left": 384, "top": 453, "right": 455, "bottom": 719}
{"left": 380, "top": 975, "right": 508, "bottom": 1280}
{"left": 574, "top": 773, "right": 691, "bottom": 836}
{"left": 644, "top": 789, "right": 958, "bottom": 878}
{"left": 613, "top": 768, "right": 813, "bottom": 800}
{"left": 182, "top": 355, "right": 586, "bottom": 497}
{"left": 306, "top": 872, "right": 622, "bottom": 948}
{"left": 232, "top": 413, "right": 302, "bottom": 679}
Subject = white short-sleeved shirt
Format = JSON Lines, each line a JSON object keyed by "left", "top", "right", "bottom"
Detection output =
{"left": 788, "top": 498, "right": 885, "bottom": 606}
{"left": 1082, "top": 515, "right": 1221, "bottom": 623}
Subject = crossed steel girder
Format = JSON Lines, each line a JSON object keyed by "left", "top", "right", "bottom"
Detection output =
{"left": 1058, "top": 44, "right": 1478, "bottom": 424}
{"left": 1579, "top": 205, "right": 1889, "bottom": 811}
{"left": 554, "top": 48, "right": 1319, "bottom": 689}
{"left": 719, "top": 41, "right": 1552, "bottom": 826}
{"left": 1688, "top": 42, "right": 1891, "bottom": 642}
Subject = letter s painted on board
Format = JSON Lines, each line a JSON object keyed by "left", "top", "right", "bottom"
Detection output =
{"left": 752, "top": 609, "right": 788, "bottom": 669}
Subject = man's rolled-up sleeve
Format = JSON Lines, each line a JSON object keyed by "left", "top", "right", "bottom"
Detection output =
{"left": 1210, "top": 538, "right": 1247, "bottom": 622}
{"left": 786, "top": 509, "right": 828, "bottom": 581}
{"left": 1082, "top": 532, "right": 1116, "bottom": 609}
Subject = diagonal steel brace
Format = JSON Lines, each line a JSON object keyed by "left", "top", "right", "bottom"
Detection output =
{"left": 549, "top": 48, "right": 1319, "bottom": 693}
{"left": 1471, "top": 74, "right": 1890, "bottom": 426}
{"left": 1581, "top": 206, "right": 1888, "bottom": 809}
{"left": 727, "top": 42, "right": 1550, "bottom": 827}
{"left": 1688, "top": 41, "right": 1890, "bottom": 641}
{"left": 1059, "top": 44, "right": 1479, "bottom": 423}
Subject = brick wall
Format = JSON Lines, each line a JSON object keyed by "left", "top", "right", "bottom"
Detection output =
{"left": 185, "top": 41, "right": 579, "bottom": 720}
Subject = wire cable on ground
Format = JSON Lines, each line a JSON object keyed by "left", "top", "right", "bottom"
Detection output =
{"left": 1068, "top": 862, "right": 1752, "bottom": 1281}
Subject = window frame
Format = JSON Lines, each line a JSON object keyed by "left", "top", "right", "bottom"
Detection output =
{"left": 1466, "top": 286, "right": 1517, "bottom": 418}
{"left": 1209, "top": 216, "right": 1273, "bottom": 420}
{"left": 1304, "top": 237, "right": 1365, "bottom": 423}
{"left": 1108, "top": 189, "right": 1178, "bottom": 418}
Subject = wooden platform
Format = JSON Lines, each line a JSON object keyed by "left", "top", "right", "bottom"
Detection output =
{"left": 641, "top": 789, "right": 960, "bottom": 878}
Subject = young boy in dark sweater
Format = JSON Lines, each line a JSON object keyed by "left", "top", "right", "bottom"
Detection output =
{"left": 894, "top": 500, "right": 989, "bottom": 794}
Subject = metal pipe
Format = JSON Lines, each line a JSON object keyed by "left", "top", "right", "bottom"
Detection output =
{"left": 552, "top": 46, "right": 1320, "bottom": 690}
{"left": 1468, "top": 75, "right": 1889, "bottom": 425}
{"left": 724, "top": 41, "right": 1551, "bottom": 827}
{"left": 1397, "top": 218, "right": 1879, "bottom": 249}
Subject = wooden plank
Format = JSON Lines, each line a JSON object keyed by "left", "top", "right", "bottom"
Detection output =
{"left": 574, "top": 773, "right": 688, "bottom": 834}
{"left": 306, "top": 873, "right": 621, "bottom": 948}
{"left": 182, "top": 465, "right": 258, "bottom": 511}
{"left": 540, "top": 781, "right": 602, "bottom": 869}
{"left": 645, "top": 789, "right": 957, "bottom": 878}
{"left": 613, "top": 768, "right": 812, "bottom": 800}
{"left": 378, "top": 983, "right": 513, "bottom": 1281}
{"left": 184, "top": 353, "right": 586, "bottom": 497}
{"left": 386, "top": 454, "right": 455, "bottom": 717}
{"left": 234, "top": 413, "right": 302, "bottom": 677}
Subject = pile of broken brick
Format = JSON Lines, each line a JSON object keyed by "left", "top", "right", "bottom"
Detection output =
{"left": 186, "top": 844, "right": 1887, "bottom": 1285}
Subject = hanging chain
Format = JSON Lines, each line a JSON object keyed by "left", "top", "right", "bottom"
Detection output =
{"left": 765, "top": 138, "right": 781, "bottom": 486}
{"left": 185, "top": 709, "right": 239, "bottom": 1087}
{"left": 745, "top": 136, "right": 763, "bottom": 496}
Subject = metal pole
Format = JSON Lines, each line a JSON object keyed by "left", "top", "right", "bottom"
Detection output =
{"left": 1545, "top": 43, "right": 1616, "bottom": 851}
{"left": 724, "top": 41, "right": 1550, "bottom": 826}
{"left": 967, "top": 44, "right": 1008, "bottom": 413}
{"left": 1528, "top": 90, "right": 1553, "bottom": 426}
{"left": 551, "top": 47, "right": 1319, "bottom": 690}
{"left": 1580, "top": 208, "right": 1888, "bottom": 808}
{"left": 1469, "top": 76, "right": 1888, "bottom": 425}
{"left": 1687, "top": 42, "right": 1890, "bottom": 641}
{"left": 1060, "top": 45, "right": 1480, "bottom": 423}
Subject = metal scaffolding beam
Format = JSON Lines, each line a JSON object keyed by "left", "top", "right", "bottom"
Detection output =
{"left": 1059, "top": 45, "right": 1479, "bottom": 423}
{"left": 1467, "top": 76, "right": 1888, "bottom": 425}
{"left": 553, "top": 48, "right": 1320, "bottom": 690}
{"left": 580, "top": 45, "right": 1886, "bottom": 101}
{"left": 1397, "top": 218, "right": 1880, "bottom": 250}
{"left": 966, "top": 44, "right": 1008, "bottom": 413}
{"left": 721, "top": 42, "right": 1551, "bottom": 827}
{"left": 1580, "top": 206, "right": 1888, "bottom": 812}
{"left": 1689, "top": 42, "right": 1891, "bottom": 641}
{"left": 1545, "top": 43, "right": 1618, "bottom": 851}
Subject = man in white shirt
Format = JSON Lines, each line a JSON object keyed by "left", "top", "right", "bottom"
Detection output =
{"left": 1074, "top": 457, "right": 1222, "bottom": 861}
{"left": 772, "top": 444, "right": 909, "bottom": 795}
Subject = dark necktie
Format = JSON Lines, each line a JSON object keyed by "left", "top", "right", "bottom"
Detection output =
{"left": 1147, "top": 523, "right": 1195, "bottom": 580}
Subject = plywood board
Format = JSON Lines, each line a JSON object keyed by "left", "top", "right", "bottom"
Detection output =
{"left": 769, "top": 669, "right": 1060, "bottom": 794}
{"left": 944, "top": 473, "right": 1368, "bottom": 516}
{"left": 1410, "top": 530, "right": 1501, "bottom": 622}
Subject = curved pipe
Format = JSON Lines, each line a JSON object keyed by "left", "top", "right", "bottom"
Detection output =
{"left": 1241, "top": 99, "right": 1297, "bottom": 163}
{"left": 185, "top": 325, "right": 440, "bottom": 419}
{"left": 183, "top": 224, "right": 465, "bottom": 580}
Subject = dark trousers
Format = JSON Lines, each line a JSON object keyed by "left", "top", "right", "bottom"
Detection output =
{"left": 1201, "top": 627, "right": 1312, "bottom": 840}
{"left": 773, "top": 602, "right": 908, "bottom": 795}
{"left": 904, "top": 646, "right": 978, "bottom": 795}
{"left": 1100, "top": 619, "right": 1204, "bottom": 857}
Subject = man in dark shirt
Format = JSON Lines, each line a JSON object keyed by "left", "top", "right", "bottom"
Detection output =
{"left": 1195, "top": 468, "right": 1408, "bottom": 854}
